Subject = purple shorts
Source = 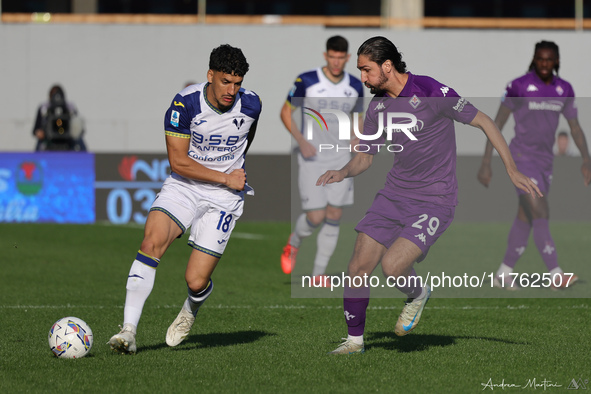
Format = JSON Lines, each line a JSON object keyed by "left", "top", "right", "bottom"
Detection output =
{"left": 514, "top": 160, "right": 552, "bottom": 196}
{"left": 355, "top": 191, "right": 455, "bottom": 262}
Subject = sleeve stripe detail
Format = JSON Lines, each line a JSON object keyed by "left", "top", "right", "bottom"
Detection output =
{"left": 165, "top": 130, "right": 190, "bottom": 138}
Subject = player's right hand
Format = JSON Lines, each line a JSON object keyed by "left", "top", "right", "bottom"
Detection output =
{"left": 477, "top": 163, "right": 492, "bottom": 187}
{"left": 299, "top": 140, "right": 317, "bottom": 159}
{"left": 316, "top": 170, "right": 345, "bottom": 186}
{"left": 226, "top": 168, "right": 246, "bottom": 191}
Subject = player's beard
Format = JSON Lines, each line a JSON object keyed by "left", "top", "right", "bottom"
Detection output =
{"left": 365, "top": 70, "right": 388, "bottom": 95}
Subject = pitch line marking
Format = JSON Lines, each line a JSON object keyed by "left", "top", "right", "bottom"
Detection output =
{"left": 1, "top": 304, "right": 588, "bottom": 310}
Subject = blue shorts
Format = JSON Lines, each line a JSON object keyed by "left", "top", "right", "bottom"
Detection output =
{"left": 355, "top": 192, "right": 455, "bottom": 262}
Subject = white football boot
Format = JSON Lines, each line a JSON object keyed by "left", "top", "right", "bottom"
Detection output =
{"left": 328, "top": 338, "right": 365, "bottom": 355}
{"left": 394, "top": 285, "right": 431, "bottom": 336}
{"left": 166, "top": 306, "right": 195, "bottom": 347}
{"left": 109, "top": 324, "right": 137, "bottom": 354}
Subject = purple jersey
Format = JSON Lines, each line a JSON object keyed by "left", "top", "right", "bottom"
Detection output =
{"left": 363, "top": 72, "right": 478, "bottom": 206}
{"left": 502, "top": 71, "right": 577, "bottom": 168}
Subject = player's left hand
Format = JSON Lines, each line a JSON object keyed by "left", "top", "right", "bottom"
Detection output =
{"left": 316, "top": 170, "right": 345, "bottom": 186}
{"left": 581, "top": 159, "right": 591, "bottom": 186}
{"left": 509, "top": 170, "right": 543, "bottom": 198}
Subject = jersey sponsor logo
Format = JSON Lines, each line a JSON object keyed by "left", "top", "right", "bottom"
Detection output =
{"left": 173, "top": 101, "right": 185, "bottom": 107}
{"left": 528, "top": 100, "right": 563, "bottom": 111}
{"left": 440, "top": 86, "right": 449, "bottom": 97}
{"left": 170, "top": 111, "right": 180, "bottom": 127}
{"left": 453, "top": 97, "right": 467, "bottom": 112}
{"left": 409, "top": 95, "right": 421, "bottom": 109}
{"left": 526, "top": 84, "right": 538, "bottom": 92}
{"left": 194, "top": 120, "right": 207, "bottom": 126}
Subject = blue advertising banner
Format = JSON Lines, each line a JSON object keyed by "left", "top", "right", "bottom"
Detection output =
{"left": 94, "top": 154, "right": 168, "bottom": 225}
{"left": 0, "top": 152, "right": 95, "bottom": 223}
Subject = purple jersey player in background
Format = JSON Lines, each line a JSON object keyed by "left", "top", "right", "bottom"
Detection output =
{"left": 317, "top": 36, "right": 540, "bottom": 355}
{"left": 478, "top": 40, "right": 591, "bottom": 291}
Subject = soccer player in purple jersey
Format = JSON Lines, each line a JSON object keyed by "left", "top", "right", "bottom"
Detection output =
{"left": 317, "top": 36, "right": 540, "bottom": 355}
{"left": 478, "top": 40, "right": 591, "bottom": 291}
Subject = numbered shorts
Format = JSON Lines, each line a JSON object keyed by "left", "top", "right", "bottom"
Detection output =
{"left": 150, "top": 176, "right": 243, "bottom": 258}
{"left": 297, "top": 153, "right": 353, "bottom": 211}
{"left": 514, "top": 160, "right": 552, "bottom": 196}
{"left": 355, "top": 191, "right": 455, "bottom": 262}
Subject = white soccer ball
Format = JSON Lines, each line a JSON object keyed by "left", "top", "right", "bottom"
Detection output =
{"left": 48, "top": 317, "right": 93, "bottom": 359}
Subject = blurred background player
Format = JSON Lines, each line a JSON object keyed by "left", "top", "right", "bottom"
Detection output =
{"left": 554, "top": 130, "right": 576, "bottom": 156}
{"left": 478, "top": 40, "right": 591, "bottom": 290}
{"left": 280, "top": 35, "right": 364, "bottom": 281}
{"left": 32, "top": 84, "right": 87, "bottom": 151}
{"left": 109, "top": 44, "right": 261, "bottom": 354}
{"left": 318, "top": 36, "right": 540, "bottom": 355}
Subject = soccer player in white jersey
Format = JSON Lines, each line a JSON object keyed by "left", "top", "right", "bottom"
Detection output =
{"left": 280, "top": 36, "right": 364, "bottom": 281}
{"left": 109, "top": 44, "right": 262, "bottom": 354}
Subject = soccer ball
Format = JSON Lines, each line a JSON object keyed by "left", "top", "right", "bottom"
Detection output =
{"left": 48, "top": 317, "right": 93, "bottom": 359}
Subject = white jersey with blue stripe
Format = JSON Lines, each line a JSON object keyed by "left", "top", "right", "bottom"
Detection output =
{"left": 164, "top": 82, "right": 262, "bottom": 188}
{"left": 287, "top": 68, "right": 364, "bottom": 162}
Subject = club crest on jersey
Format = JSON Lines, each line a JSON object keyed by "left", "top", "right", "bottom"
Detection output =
{"left": 170, "top": 111, "right": 180, "bottom": 127}
{"left": 409, "top": 95, "right": 421, "bottom": 109}
{"left": 556, "top": 85, "right": 564, "bottom": 95}
{"left": 233, "top": 118, "right": 245, "bottom": 129}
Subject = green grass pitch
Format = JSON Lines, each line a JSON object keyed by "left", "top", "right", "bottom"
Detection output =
{"left": 1, "top": 221, "right": 589, "bottom": 393}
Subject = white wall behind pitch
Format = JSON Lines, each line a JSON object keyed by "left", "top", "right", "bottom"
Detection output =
{"left": 1, "top": 23, "right": 590, "bottom": 154}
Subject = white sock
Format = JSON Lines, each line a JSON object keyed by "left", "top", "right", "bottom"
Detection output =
{"left": 291, "top": 213, "right": 318, "bottom": 248}
{"left": 123, "top": 253, "right": 159, "bottom": 328}
{"left": 348, "top": 334, "right": 363, "bottom": 345}
{"left": 496, "top": 262, "right": 513, "bottom": 278}
{"left": 550, "top": 267, "right": 563, "bottom": 275}
{"left": 415, "top": 285, "right": 427, "bottom": 300}
{"left": 313, "top": 220, "right": 339, "bottom": 276}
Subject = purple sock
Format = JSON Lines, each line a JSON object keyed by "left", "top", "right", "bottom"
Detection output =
{"left": 395, "top": 268, "right": 423, "bottom": 298}
{"left": 532, "top": 218, "right": 559, "bottom": 272}
{"left": 343, "top": 285, "right": 370, "bottom": 336}
{"left": 503, "top": 217, "right": 531, "bottom": 269}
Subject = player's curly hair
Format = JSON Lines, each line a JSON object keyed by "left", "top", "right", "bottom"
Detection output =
{"left": 529, "top": 40, "right": 560, "bottom": 75}
{"left": 357, "top": 36, "right": 407, "bottom": 73}
{"left": 209, "top": 44, "right": 250, "bottom": 77}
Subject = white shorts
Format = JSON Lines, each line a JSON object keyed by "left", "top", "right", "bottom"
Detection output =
{"left": 151, "top": 175, "right": 244, "bottom": 258}
{"left": 297, "top": 153, "right": 354, "bottom": 211}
